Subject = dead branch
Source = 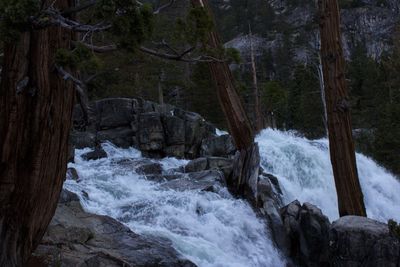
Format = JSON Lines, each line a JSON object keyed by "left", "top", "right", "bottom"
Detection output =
{"left": 34, "top": 9, "right": 111, "bottom": 32}
{"left": 153, "top": 0, "right": 176, "bottom": 14}
{"left": 72, "top": 41, "right": 117, "bottom": 53}
{"left": 55, "top": 65, "right": 89, "bottom": 123}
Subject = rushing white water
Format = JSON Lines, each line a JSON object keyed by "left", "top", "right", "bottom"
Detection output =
{"left": 65, "top": 143, "right": 286, "bottom": 267}
{"left": 257, "top": 129, "right": 400, "bottom": 222}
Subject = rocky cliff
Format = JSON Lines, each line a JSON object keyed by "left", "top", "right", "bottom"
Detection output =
{"left": 219, "top": 0, "right": 399, "bottom": 74}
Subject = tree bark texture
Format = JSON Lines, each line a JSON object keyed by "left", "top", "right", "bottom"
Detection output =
{"left": 0, "top": 0, "right": 76, "bottom": 265}
{"left": 191, "top": 0, "right": 254, "bottom": 150}
{"left": 318, "top": 0, "right": 366, "bottom": 217}
{"left": 191, "top": 0, "right": 259, "bottom": 198}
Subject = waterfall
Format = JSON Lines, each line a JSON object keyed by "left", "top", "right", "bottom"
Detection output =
{"left": 64, "top": 143, "right": 286, "bottom": 267}
{"left": 64, "top": 129, "right": 400, "bottom": 266}
{"left": 257, "top": 129, "right": 400, "bottom": 222}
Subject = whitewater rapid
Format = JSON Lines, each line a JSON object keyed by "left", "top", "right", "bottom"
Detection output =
{"left": 65, "top": 143, "right": 286, "bottom": 267}
{"left": 64, "top": 129, "right": 400, "bottom": 267}
{"left": 257, "top": 129, "right": 400, "bottom": 222}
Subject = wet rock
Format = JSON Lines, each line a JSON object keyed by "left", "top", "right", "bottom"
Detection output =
{"left": 70, "top": 131, "right": 96, "bottom": 149}
{"left": 280, "top": 201, "right": 331, "bottom": 267}
{"left": 81, "top": 147, "right": 107, "bottom": 161}
{"left": 144, "top": 174, "right": 183, "bottom": 183}
{"left": 35, "top": 190, "right": 196, "bottom": 267}
{"left": 261, "top": 198, "right": 290, "bottom": 256}
{"left": 184, "top": 157, "right": 233, "bottom": 179}
{"left": 135, "top": 161, "right": 163, "bottom": 175}
{"left": 58, "top": 189, "right": 80, "bottom": 204}
{"left": 161, "top": 114, "right": 186, "bottom": 158}
{"left": 96, "top": 98, "right": 135, "bottom": 129}
{"left": 70, "top": 98, "right": 220, "bottom": 158}
{"left": 66, "top": 168, "right": 79, "bottom": 181}
{"left": 114, "top": 158, "right": 163, "bottom": 175}
{"left": 184, "top": 158, "right": 208, "bottom": 173}
{"left": 162, "top": 115, "right": 185, "bottom": 146}
{"left": 97, "top": 127, "right": 135, "bottom": 148}
{"left": 200, "top": 134, "right": 236, "bottom": 158}
{"left": 160, "top": 170, "right": 226, "bottom": 192}
{"left": 257, "top": 172, "right": 283, "bottom": 202}
{"left": 164, "top": 145, "right": 186, "bottom": 158}
{"left": 138, "top": 112, "right": 165, "bottom": 152}
{"left": 330, "top": 216, "right": 400, "bottom": 267}
{"left": 67, "top": 143, "right": 75, "bottom": 163}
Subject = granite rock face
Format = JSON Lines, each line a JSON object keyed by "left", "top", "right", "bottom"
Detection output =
{"left": 330, "top": 216, "right": 400, "bottom": 267}
{"left": 280, "top": 201, "right": 400, "bottom": 267}
{"left": 31, "top": 190, "right": 196, "bottom": 267}
{"left": 70, "top": 98, "right": 230, "bottom": 159}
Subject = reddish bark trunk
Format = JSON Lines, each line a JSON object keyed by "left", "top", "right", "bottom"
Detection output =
{"left": 318, "top": 0, "right": 366, "bottom": 217}
{"left": 191, "top": 0, "right": 254, "bottom": 150}
{"left": 191, "top": 0, "right": 259, "bottom": 198}
{"left": 0, "top": 0, "right": 76, "bottom": 265}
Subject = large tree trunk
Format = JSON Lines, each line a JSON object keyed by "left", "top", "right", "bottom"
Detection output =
{"left": 191, "top": 0, "right": 259, "bottom": 198}
{"left": 318, "top": 0, "right": 366, "bottom": 217}
{"left": 0, "top": 0, "right": 76, "bottom": 265}
{"left": 191, "top": 0, "right": 254, "bottom": 151}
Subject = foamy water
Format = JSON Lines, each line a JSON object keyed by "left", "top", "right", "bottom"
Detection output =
{"left": 256, "top": 129, "right": 400, "bottom": 222}
{"left": 64, "top": 143, "right": 285, "bottom": 267}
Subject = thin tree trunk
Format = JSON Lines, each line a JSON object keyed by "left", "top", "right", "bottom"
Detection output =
{"left": 0, "top": 0, "right": 76, "bottom": 265}
{"left": 248, "top": 24, "right": 264, "bottom": 133}
{"left": 191, "top": 0, "right": 258, "bottom": 198}
{"left": 318, "top": 0, "right": 366, "bottom": 217}
{"left": 317, "top": 53, "right": 328, "bottom": 135}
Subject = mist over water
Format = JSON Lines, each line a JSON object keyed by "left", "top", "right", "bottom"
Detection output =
{"left": 257, "top": 129, "right": 400, "bottom": 222}
{"left": 65, "top": 143, "right": 285, "bottom": 267}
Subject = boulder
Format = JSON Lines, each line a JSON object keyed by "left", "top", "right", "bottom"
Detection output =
{"left": 138, "top": 112, "right": 165, "bottom": 152}
{"left": 96, "top": 98, "right": 136, "bottom": 129}
{"left": 200, "top": 134, "right": 236, "bottom": 158}
{"left": 280, "top": 201, "right": 331, "bottom": 267}
{"left": 184, "top": 157, "right": 233, "bottom": 178}
{"left": 32, "top": 190, "right": 196, "bottom": 267}
{"left": 66, "top": 168, "right": 80, "bottom": 181}
{"left": 183, "top": 111, "right": 216, "bottom": 158}
{"left": 70, "top": 98, "right": 221, "bottom": 158}
{"left": 97, "top": 127, "right": 135, "bottom": 148}
{"left": 160, "top": 170, "right": 226, "bottom": 192}
{"left": 81, "top": 147, "right": 107, "bottom": 161}
{"left": 162, "top": 115, "right": 185, "bottom": 146}
{"left": 330, "top": 216, "right": 400, "bottom": 267}
{"left": 70, "top": 131, "right": 96, "bottom": 149}
{"left": 162, "top": 115, "right": 185, "bottom": 158}
{"left": 113, "top": 158, "right": 163, "bottom": 175}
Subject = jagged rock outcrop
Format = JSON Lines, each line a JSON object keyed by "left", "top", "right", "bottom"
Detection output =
{"left": 280, "top": 201, "right": 400, "bottom": 267}
{"left": 30, "top": 190, "right": 196, "bottom": 267}
{"left": 70, "top": 98, "right": 235, "bottom": 159}
{"left": 330, "top": 216, "right": 400, "bottom": 267}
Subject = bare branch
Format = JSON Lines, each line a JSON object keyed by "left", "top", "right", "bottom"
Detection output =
{"left": 55, "top": 65, "right": 84, "bottom": 90}
{"left": 34, "top": 9, "right": 111, "bottom": 32}
{"left": 72, "top": 41, "right": 117, "bottom": 53}
{"left": 55, "top": 65, "right": 89, "bottom": 123}
{"left": 73, "top": 41, "right": 224, "bottom": 63}
{"left": 153, "top": 0, "right": 176, "bottom": 14}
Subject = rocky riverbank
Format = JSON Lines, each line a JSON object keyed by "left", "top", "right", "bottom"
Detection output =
{"left": 33, "top": 98, "right": 400, "bottom": 266}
